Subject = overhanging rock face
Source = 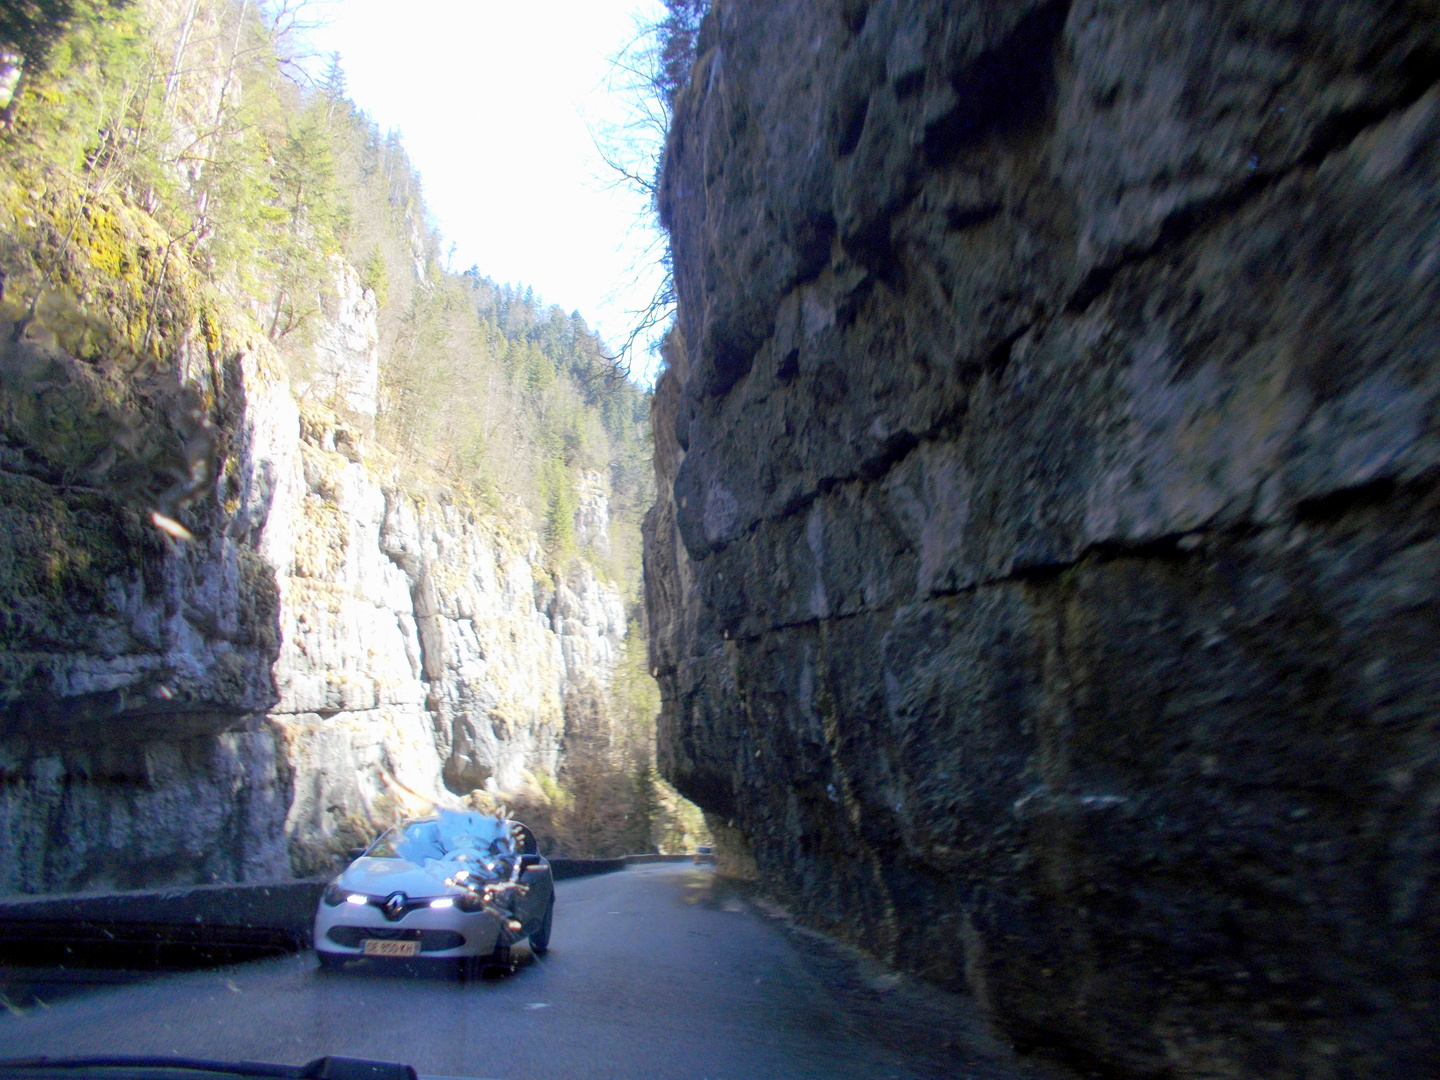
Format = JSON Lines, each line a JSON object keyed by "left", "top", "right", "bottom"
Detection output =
{"left": 645, "top": 2, "right": 1440, "bottom": 1075}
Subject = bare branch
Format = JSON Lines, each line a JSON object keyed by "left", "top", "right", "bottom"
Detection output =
{"left": 586, "top": 4, "right": 708, "bottom": 376}
{"left": 258, "top": 0, "right": 336, "bottom": 86}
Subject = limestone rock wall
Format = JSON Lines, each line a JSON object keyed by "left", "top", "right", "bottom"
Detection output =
{"left": 297, "top": 261, "right": 381, "bottom": 422}
{"left": 0, "top": 262, "right": 626, "bottom": 892}
{"left": 647, "top": 3, "right": 1440, "bottom": 1076}
{"left": 264, "top": 279, "right": 626, "bottom": 871}
{"left": 271, "top": 407, "right": 626, "bottom": 870}
{"left": 0, "top": 325, "right": 297, "bottom": 894}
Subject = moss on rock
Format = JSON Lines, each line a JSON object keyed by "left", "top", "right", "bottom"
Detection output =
{"left": 0, "top": 470, "right": 155, "bottom": 654}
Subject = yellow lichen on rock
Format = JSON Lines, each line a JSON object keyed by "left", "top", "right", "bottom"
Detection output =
{"left": 0, "top": 169, "right": 208, "bottom": 366}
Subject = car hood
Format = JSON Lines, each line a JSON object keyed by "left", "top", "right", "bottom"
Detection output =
{"left": 337, "top": 858, "right": 457, "bottom": 898}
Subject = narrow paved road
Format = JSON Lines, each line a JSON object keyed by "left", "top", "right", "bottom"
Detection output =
{"left": 0, "top": 866, "right": 1051, "bottom": 1080}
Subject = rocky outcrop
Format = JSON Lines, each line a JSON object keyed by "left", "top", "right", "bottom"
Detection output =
{"left": 297, "top": 261, "right": 381, "bottom": 421}
{"left": 0, "top": 310, "right": 296, "bottom": 893}
{"left": 647, "top": 3, "right": 1440, "bottom": 1076}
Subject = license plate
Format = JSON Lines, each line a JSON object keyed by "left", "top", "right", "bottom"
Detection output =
{"left": 362, "top": 938, "right": 419, "bottom": 957}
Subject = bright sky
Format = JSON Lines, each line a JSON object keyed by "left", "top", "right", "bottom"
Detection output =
{"left": 306, "top": 0, "right": 668, "bottom": 384}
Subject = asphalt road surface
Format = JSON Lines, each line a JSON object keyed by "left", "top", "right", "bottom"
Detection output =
{"left": 0, "top": 865, "right": 1055, "bottom": 1080}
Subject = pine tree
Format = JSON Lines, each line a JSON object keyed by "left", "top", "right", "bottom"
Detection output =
{"left": 319, "top": 50, "right": 346, "bottom": 120}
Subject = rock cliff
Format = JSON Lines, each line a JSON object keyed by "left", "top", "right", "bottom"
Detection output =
{"left": 0, "top": 233, "right": 626, "bottom": 891}
{"left": 646, "top": 2, "right": 1440, "bottom": 1076}
{"left": 264, "top": 266, "right": 627, "bottom": 872}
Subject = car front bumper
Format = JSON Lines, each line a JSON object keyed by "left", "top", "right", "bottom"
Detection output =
{"left": 313, "top": 900, "right": 505, "bottom": 959}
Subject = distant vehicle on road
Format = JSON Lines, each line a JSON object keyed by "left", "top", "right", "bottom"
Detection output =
{"left": 314, "top": 810, "right": 554, "bottom": 977}
{"left": 694, "top": 845, "right": 716, "bottom": 865}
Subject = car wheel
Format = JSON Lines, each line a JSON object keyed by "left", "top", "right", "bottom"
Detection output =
{"left": 530, "top": 895, "right": 554, "bottom": 955}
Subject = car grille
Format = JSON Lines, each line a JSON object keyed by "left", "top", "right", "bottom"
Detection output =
{"left": 326, "top": 927, "right": 466, "bottom": 951}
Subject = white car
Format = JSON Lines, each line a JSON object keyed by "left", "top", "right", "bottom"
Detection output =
{"left": 314, "top": 810, "right": 554, "bottom": 976}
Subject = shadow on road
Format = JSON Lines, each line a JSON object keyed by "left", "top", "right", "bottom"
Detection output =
{"left": 311, "top": 944, "right": 542, "bottom": 983}
{"left": 0, "top": 964, "right": 157, "bottom": 1012}
{"left": 1, "top": 943, "right": 545, "bottom": 1014}
{"left": 677, "top": 868, "right": 1081, "bottom": 1080}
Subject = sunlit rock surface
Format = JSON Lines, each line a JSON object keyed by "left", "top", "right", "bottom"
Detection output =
{"left": 646, "top": 2, "right": 1440, "bottom": 1076}
{"left": 270, "top": 402, "right": 625, "bottom": 870}
{"left": 297, "top": 260, "right": 381, "bottom": 421}
{"left": 573, "top": 469, "right": 613, "bottom": 557}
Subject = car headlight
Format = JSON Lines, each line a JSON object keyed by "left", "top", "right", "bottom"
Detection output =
{"left": 323, "top": 882, "right": 369, "bottom": 907}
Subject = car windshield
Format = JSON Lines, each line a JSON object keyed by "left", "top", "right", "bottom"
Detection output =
{"left": 361, "top": 815, "right": 517, "bottom": 865}
{"left": 361, "top": 827, "right": 409, "bottom": 861}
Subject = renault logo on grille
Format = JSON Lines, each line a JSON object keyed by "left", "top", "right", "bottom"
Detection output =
{"left": 382, "top": 892, "right": 407, "bottom": 921}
